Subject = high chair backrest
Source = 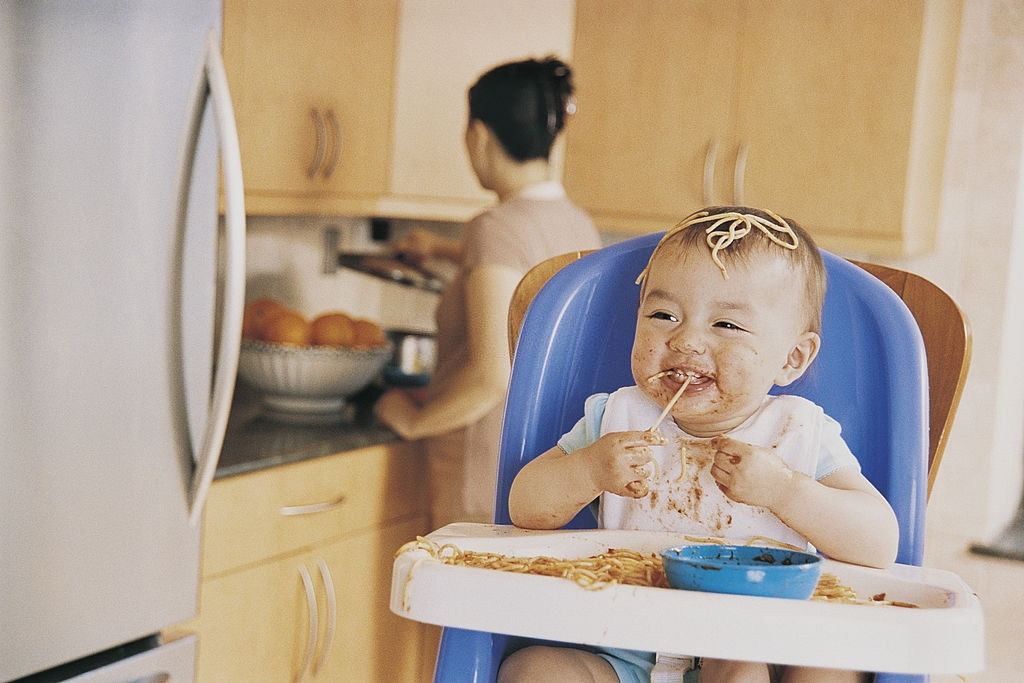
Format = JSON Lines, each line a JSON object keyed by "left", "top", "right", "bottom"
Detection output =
{"left": 497, "top": 232, "right": 933, "bottom": 561}
{"left": 505, "top": 249, "right": 971, "bottom": 506}
{"left": 849, "top": 260, "right": 971, "bottom": 496}
{"left": 433, "top": 232, "right": 970, "bottom": 682}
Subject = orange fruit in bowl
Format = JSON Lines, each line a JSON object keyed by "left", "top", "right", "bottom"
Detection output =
{"left": 261, "top": 308, "right": 312, "bottom": 346}
{"left": 242, "top": 298, "right": 287, "bottom": 340}
{"left": 351, "top": 318, "right": 386, "bottom": 349}
{"left": 311, "top": 312, "right": 356, "bottom": 347}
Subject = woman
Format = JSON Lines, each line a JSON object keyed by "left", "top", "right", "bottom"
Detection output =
{"left": 375, "top": 57, "right": 602, "bottom": 528}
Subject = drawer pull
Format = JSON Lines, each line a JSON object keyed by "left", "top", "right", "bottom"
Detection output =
{"left": 323, "top": 109, "right": 341, "bottom": 178}
{"left": 733, "top": 140, "right": 749, "bottom": 204}
{"left": 702, "top": 138, "right": 718, "bottom": 206}
{"left": 280, "top": 495, "right": 347, "bottom": 516}
{"left": 296, "top": 565, "right": 318, "bottom": 683}
{"left": 314, "top": 559, "right": 337, "bottom": 674}
{"left": 307, "top": 107, "right": 327, "bottom": 178}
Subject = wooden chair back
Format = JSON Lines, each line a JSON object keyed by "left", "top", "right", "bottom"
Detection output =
{"left": 850, "top": 261, "right": 971, "bottom": 496}
{"left": 508, "top": 251, "right": 971, "bottom": 499}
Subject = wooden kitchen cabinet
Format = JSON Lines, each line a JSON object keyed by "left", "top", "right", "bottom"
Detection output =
{"left": 223, "top": 0, "right": 575, "bottom": 221}
{"left": 563, "top": 0, "right": 962, "bottom": 256}
{"left": 385, "top": 0, "right": 575, "bottom": 219}
{"left": 193, "top": 519, "right": 425, "bottom": 681}
{"left": 177, "top": 442, "right": 434, "bottom": 682}
{"left": 222, "top": 0, "right": 400, "bottom": 214}
{"left": 562, "top": 1, "right": 739, "bottom": 233}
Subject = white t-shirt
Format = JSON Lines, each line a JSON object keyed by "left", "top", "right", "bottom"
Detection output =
{"left": 557, "top": 386, "right": 859, "bottom": 549}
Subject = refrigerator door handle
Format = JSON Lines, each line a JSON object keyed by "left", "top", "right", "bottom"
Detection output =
{"left": 174, "top": 28, "right": 246, "bottom": 528}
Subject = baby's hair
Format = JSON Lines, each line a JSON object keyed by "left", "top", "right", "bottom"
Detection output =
{"left": 467, "top": 56, "right": 575, "bottom": 162}
{"left": 637, "top": 206, "right": 828, "bottom": 334}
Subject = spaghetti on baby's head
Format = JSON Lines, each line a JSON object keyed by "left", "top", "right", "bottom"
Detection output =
{"left": 637, "top": 205, "right": 828, "bottom": 335}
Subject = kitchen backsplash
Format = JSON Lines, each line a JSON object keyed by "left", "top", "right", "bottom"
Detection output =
{"left": 244, "top": 215, "right": 460, "bottom": 334}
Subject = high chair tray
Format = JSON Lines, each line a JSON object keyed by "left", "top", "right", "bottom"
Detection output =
{"left": 390, "top": 523, "right": 983, "bottom": 674}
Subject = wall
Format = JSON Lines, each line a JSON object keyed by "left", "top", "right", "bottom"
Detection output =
{"left": 244, "top": 215, "right": 448, "bottom": 334}
{"left": 877, "top": 0, "right": 1024, "bottom": 556}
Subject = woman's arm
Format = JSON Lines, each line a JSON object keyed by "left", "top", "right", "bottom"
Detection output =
{"left": 375, "top": 263, "right": 520, "bottom": 439}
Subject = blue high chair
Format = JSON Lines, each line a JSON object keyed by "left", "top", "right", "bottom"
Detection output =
{"left": 434, "top": 231, "right": 954, "bottom": 683}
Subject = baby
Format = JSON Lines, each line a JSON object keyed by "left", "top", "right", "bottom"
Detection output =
{"left": 500, "top": 207, "right": 898, "bottom": 683}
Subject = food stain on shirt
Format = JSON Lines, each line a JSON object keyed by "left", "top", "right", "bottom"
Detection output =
{"left": 638, "top": 439, "right": 739, "bottom": 534}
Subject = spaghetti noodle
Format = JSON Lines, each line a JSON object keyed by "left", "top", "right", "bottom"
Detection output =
{"left": 635, "top": 209, "right": 799, "bottom": 282}
{"left": 396, "top": 537, "right": 668, "bottom": 591}
{"left": 396, "top": 537, "right": 918, "bottom": 608}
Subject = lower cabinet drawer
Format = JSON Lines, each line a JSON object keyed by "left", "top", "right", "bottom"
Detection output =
{"left": 202, "top": 441, "right": 426, "bottom": 578}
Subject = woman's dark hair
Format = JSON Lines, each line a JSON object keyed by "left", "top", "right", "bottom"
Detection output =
{"left": 467, "top": 56, "right": 575, "bottom": 163}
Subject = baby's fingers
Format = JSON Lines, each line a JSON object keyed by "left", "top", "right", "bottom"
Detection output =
{"left": 624, "top": 480, "right": 649, "bottom": 497}
{"left": 596, "top": 430, "right": 664, "bottom": 498}
{"left": 630, "top": 459, "right": 658, "bottom": 480}
{"left": 621, "top": 430, "right": 665, "bottom": 459}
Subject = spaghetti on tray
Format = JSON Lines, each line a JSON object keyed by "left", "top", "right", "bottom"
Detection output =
{"left": 396, "top": 537, "right": 919, "bottom": 608}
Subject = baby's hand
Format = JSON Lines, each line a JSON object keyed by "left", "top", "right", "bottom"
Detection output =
{"left": 710, "top": 435, "right": 794, "bottom": 509}
{"left": 584, "top": 430, "right": 665, "bottom": 498}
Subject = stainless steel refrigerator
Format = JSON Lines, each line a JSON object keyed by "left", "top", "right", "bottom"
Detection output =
{"left": 1, "top": 2, "right": 246, "bottom": 680}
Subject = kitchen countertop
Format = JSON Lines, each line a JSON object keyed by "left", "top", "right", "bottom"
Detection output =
{"left": 216, "top": 382, "right": 399, "bottom": 479}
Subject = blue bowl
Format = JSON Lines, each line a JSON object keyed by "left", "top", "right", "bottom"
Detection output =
{"left": 660, "top": 545, "right": 822, "bottom": 599}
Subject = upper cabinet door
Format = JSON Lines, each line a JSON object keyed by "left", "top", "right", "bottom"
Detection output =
{"left": 222, "top": 0, "right": 574, "bottom": 220}
{"left": 222, "top": 0, "right": 399, "bottom": 212}
{"left": 734, "top": 1, "right": 958, "bottom": 255}
{"left": 563, "top": 0, "right": 741, "bottom": 231}
{"left": 564, "top": 0, "right": 962, "bottom": 256}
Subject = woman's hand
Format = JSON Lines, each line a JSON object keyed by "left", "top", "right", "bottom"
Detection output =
{"left": 392, "top": 227, "right": 463, "bottom": 264}
{"left": 391, "top": 228, "right": 436, "bottom": 264}
{"left": 374, "top": 388, "right": 421, "bottom": 440}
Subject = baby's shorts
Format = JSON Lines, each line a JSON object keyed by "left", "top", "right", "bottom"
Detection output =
{"left": 595, "top": 648, "right": 701, "bottom": 682}
{"left": 594, "top": 647, "right": 654, "bottom": 682}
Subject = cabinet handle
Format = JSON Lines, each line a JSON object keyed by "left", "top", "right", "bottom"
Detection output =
{"left": 734, "top": 140, "right": 749, "bottom": 205}
{"left": 307, "top": 107, "right": 327, "bottom": 178}
{"left": 296, "top": 565, "right": 318, "bottom": 683}
{"left": 702, "top": 138, "right": 718, "bottom": 206}
{"left": 314, "top": 559, "right": 337, "bottom": 674}
{"left": 322, "top": 109, "right": 341, "bottom": 178}
{"left": 280, "top": 495, "right": 346, "bottom": 516}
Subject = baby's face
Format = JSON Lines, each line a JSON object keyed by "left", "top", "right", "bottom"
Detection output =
{"left": 631, "top": 246, "right": 819, "bottom": 437}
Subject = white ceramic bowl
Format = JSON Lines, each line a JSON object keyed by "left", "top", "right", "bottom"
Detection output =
{"left": 238, "top": 340, "right": 392, "bottom": 414}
